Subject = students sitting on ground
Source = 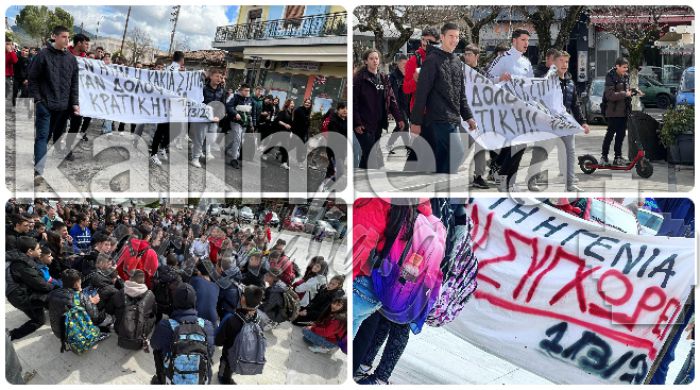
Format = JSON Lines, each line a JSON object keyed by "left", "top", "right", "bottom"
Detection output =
{"left": 47, "top": 269, "right": 109, "bottom": 353}
{"left": 150, "top": 283, "right": 215, "bottom": 384}
{"left": 112, "top": 269, "right": 156, "bottom": 351}
{"left": 240, "top": 248, "right": 266, "bottom": 287}
{"left": 215, "top": 285, "right": 265, "bottom": 384}
{"left": 259, "top": 266, "right": 297, "bottom": 331}
{"left": 7, "top": 236, "right": 58, "bottom": 340}
{"left": 303, "top": 296, "right": 347, "bottom": 354}
{"left": 293, "top": 257, "right": 328, "bottom": 307}
{"left": 37, "top": 244, "right": 62, "bottom": 287}
{"left": 293, "top": 275, "right": 345, "bottom": 325}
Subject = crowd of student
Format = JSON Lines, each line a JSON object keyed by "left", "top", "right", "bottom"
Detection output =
{"left": 6, "top": 26, "right": 347, "bottom": 191}
{"left": 353, "top": 23, "right": 640, "bottom": 192}
{"left": 5, "top": 200, "right": 347, "bottom": 384}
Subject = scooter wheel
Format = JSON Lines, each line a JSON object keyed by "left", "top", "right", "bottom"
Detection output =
{"left": 579, "top": 155, "right": 597, "bottom": 174}
{"left": 636, "top": 158, "right": 654, "bottom": 178}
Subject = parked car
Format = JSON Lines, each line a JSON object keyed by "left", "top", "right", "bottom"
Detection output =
{"left": 258, "top": 211, "right": 280, "bottom": 227}
{"left": 639, "top": 65, "right": 683, "bottom": 86}
{"left": 239, "top": 206, "right": 254, "bottom": 223}
{"left": 676, "top": 67, "right": 695, "bottom": 107}
{"left": 312, "top": 220, "right": 337, "bottom": 240}
{"left": 638, "top": 75, "right": 674, "bottom": 109}
{"left": 582, "top": 77, "right": 606, "bottom": 124}
{"left": 208, "top": 204, "right": 223, "bottom": 216}
{"left": 221, "top": 204, "right": 238, "bottom": 216}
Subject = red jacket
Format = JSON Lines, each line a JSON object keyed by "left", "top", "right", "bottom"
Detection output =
{"left": 310, "top": 316, "right": 345, "bottom": 343}
{"left": 116, "top": 238, "right": 159, "bottom": 288}
{"left": 402, "top": 47, "right": 428, "bottom": 111}
{"left": 6, "top": 50, "right": 18, "bottom": 77}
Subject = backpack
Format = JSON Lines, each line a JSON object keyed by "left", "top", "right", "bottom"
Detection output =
{"left": 117, "top": 291, "right": 154, "bottom": 350}
{"left": 226, "top": 313, "right": 267, "bottom": 375}
{"left": 426, "top": 220, "right": 478, "bottom": 327}
{"left": 165, "top": 319, "right": 211, "bottom": 385}
{"left": 372, "top": 213, "right": 446, "bottom": 329}
{"left": 153, "top": 266, "right": 181, "bottom": 312}
{"left": 63, "top": 292, "right": 102, "bottom": 354}
{"left": 281, "top": 287, "right": 301, "bottom": 322}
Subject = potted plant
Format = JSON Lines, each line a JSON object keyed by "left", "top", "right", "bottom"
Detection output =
{"left": 660, "top": 105, "right": 694, "bottom": 165}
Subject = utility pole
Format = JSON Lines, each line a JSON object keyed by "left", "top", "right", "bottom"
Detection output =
{"left": 119, "top": 6, "right": 132, "bottom": 56}
{"left": 168, "top": 6, "right": 181, "bottom": 55}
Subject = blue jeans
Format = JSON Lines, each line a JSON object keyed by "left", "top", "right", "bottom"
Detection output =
{"left": 352, "top": 276, "right": 381, "bottom": 338}
{"left": 302, "top": 327, "right": 337, "bottom": 349}
{"left": 34, "top": 102, "right": 69, "bottom": 175}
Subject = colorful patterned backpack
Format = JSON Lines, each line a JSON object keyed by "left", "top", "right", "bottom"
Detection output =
{"left": 63, "top": 292, "right": 102, "bottom": 354}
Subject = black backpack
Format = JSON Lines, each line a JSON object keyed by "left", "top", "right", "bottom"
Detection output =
{"left": 153, "top": 266, "right": 181, "bottom": 312}
{"left": 117, "top": 291, "right": 155, "bottom": 350}
{"left": 165, "top": 319, "right": 211, "bottom": 384}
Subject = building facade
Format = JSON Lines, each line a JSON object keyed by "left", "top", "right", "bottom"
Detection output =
{"left": 213, "top": 5, "right": 347, "bottom": 113}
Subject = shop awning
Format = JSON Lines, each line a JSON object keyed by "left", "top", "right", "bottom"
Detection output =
{"left": 243, "top": 45, "right": 346, "bottom": 63}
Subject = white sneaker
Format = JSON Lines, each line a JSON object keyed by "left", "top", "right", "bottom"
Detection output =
{"left": 280, "top": 162, "right": 289, "bottom": 170}
{"left": 308, "top": 345, "right": 333, "bottom": 354}
{"left": 190, "top": 159, "right": 202, "bottom": 168}
{"left": 150, "top": 155, "right": 162, "bottom": 166}
{"left": 158, "top": 149, "right": 168, "bottom": 161}
{"left": 205, "top": 153, "right": 216, "bottom": 161}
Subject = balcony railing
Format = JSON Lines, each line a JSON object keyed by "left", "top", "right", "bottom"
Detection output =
{"left": 214, "top": 12, "right": 347, "bottom": 43}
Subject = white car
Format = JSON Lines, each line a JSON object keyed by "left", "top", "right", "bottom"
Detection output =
{"left": 239, "top": 206, "right": 254, "bottom": 223}
{"left": 208, "top": 204, "right": 222, "bottom": 216}
{"left": 314, "top": 220, "right": 337, "bottom": 239}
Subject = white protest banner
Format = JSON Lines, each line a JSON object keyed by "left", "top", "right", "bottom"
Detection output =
{"left": 463, "top": 66, "right": 583, "bottom": 150}
{"left": 77, "top": 58, "right": 213, "bottom": 123}
{"left": 446, "top": 198, "right": 695, "bottom": 384}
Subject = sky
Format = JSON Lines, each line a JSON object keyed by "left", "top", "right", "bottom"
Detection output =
{"left": 6, "top": 5, "right": 241, "bottom": 50}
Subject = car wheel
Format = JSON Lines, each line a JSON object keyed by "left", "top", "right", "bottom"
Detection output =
{"left": 656, "top": 94, "right": 671, "bottom": 109}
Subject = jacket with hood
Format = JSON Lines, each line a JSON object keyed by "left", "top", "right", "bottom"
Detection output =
{"left": 111, "top": 280, "right": 156, "bottom": 338}
{"left": 353, "top": 67, "right": 404, "bottom": 134}
{"left": 217, "top": 266, "right": 243, "bottom": 317}
{"left": 28, "top": 41, "right": 79, "bottom": 111}
{"left": 115, "top": 237, "right": 159, "bottom": 289}
{"left": 604, "top": 68, "right": 632, "bottom": 118}
{"left": 190, "top": 275, "right": 220, "bottom": 327}
{"left": 150, "top": 285, "right": 215, "bottom": 367}
{"left": 84, "top": 268, "right": 121, "bottom": 315}
{"left": 403, "top": 46, "right": 428, "bottom": 110}
{"left": 261, "top": 280, "right": 288, "bottom": 323}
{"left": 294, "top": 274, "right": 327, "bottom": 307}
{"left": 410, "top": 45, "right": 474, "bottom": 126}
{"left": 310, "top": 315, "right": 345, "bottom": 343}
{"left": 47, "top": 287, "right": 76, "bottom": 339}
{"left": 7, "top": 250, "right": 56, "bottom": 309}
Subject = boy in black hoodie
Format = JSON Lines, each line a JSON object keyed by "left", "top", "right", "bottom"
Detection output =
{"left": 214, "top": 285, "right": 264, "bottom": 384}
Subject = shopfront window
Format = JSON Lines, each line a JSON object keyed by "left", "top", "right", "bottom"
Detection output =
{"left": 310, "top": 76, "right": 345, "bottom": 113}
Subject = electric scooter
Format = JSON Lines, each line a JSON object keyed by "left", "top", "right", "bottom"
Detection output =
{"left": 577, "top": 111, "right": 654, "bottom": 178}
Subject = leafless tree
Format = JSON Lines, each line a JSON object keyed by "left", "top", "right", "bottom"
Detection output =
{"left": 515, "top": 6, "right": 584, "bottom": 64}
{"left": 127, "top": 27, "right": 153, "bottom": 66}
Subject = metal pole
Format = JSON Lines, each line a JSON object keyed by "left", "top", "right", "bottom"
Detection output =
{"left": 119, "top": 6, "right": 132, "bottom": 56}
{"left": 168, "top": 6, "right": 181, "bottom": 55}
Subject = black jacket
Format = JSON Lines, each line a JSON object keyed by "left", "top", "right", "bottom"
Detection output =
{"left": 47, "top": 287, "right": 75, "bottom": 339}
{"left": 260, "top": 282, "right": 287, "bottom": 323}
{"left": 214, "top": 308, "right": 256, "bottom": 360}
{"left": 390, "top": 67, "right": 410, "bottom": 116}
{"left": 410, "top": 46, "right": 473, "bottom": 126}
{"left": 83, "top": 269, "right": 120, "bottom": 315}
{"left": 202, "top": 83, "right": 226, "bottom": 105}
{"left": 5, "top": 229, "right": 26, "bottom": 252}
{"left": 292, "top": 106, "right": 311, "bottom": 140}
{"left": 604, "top": 68, "right": 632, "bottom": 118}
{"left": 28, "top": 42, "right": 79, "bottom": 111}
{"left": 559, "top": 74, "right": 586, "bottom": 125}
{"left": 534, "top": 63, "right": 550, "bottom": 78}
{"left": 13, "top": 55, "right": 29, "bottom": 81}
{"left": 353, "top": 67, "right": 403, "bottom": 133}
{"left": 6, "top": 250, "right": 55, "bottom": 309}
{"left": 304, "top": 287, "right": 345, "bottom": 322}
{"left": 328, "top": 111, "right": 347, "bottom": 135}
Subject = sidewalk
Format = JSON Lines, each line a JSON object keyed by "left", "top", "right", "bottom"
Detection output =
{"left": 372, "top": 325, "right": 692, "bottom": 385}
{"left": 5, "top": 229, "right": 347, "bottom": 385}
{"left": 354, "top": 125, "right": 694, "bottom": 193}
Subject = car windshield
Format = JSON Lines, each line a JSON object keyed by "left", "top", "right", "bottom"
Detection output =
{"left": 640, "top": 75, "right": 663, "bottom": 86}
{"left": 681, "top": 71, "right": 695, "bottom": 92}
{"left": 591, "top": 80, "right": 605, "bottom": 97}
